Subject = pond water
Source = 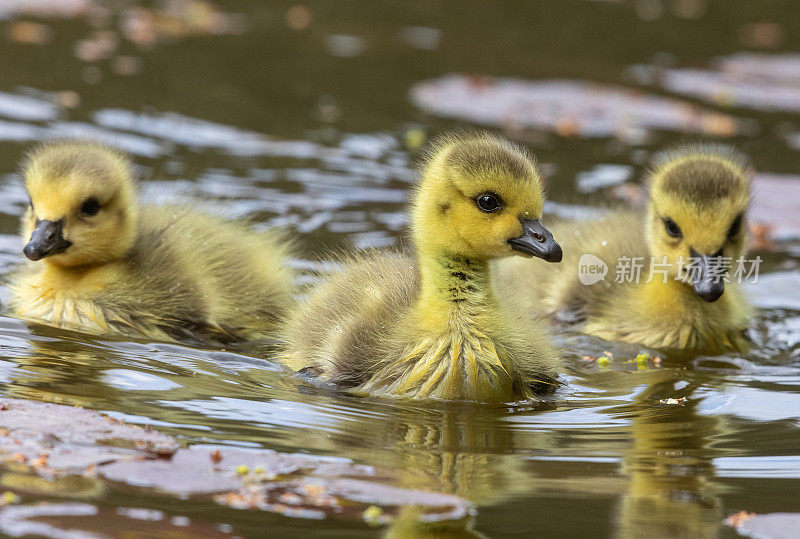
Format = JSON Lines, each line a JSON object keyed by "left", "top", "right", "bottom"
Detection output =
{"left": 0, "top": 1, "right": 799, "bottom": 537}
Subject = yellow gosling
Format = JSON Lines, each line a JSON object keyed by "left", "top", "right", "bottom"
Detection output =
{"left": 281, "top": 134, "right": 563, "bottom": 402}
{"left": 497, "top": 145, "right": 753, "bottom": 352}
{"left": 9, "top": 140, "right": 294, "bottom": 344}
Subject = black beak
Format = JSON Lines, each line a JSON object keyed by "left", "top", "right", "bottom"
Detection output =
{"left": 508, "top": 218, "right": 562, "bottom": 263}
{"left": 689, "top": 248, "right": 725, "bottom": 303}
{"left": 23, "top": 219, "right": 71, "bottom": 261}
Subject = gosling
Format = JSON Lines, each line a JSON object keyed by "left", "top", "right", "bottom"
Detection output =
{"left": 496, "top": 145, "right": 753, "bottom": 352}
{"left": 9, "top": 140, "right": 295, "bottom": 344}
{"left": 281, "top": 134, "right": 563, "bottom": 402}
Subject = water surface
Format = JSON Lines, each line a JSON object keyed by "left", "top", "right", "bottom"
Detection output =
{"left": 0, "top": 1, "right": 799, "bottom": 536}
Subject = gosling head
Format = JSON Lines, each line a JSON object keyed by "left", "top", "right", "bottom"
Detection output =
{"left": 646, "top": 145, "right": 751, "bottom": 302}
{"left": 411, "top": 134, "right": 561, "bottom": 263}
{"left": 20, "top": 141, "right": 138, "bottom": 268}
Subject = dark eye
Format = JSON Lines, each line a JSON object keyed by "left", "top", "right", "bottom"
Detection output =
{"left": 663, "top": 217, "right": 682, "bottom": 238}
{"left": 80, "top": 197, "right": 101, "bottom": 216}
{"left": 476, "top": 192, "right": 502, "bottom": 213}
{"left": 728, "top": 214, "right": 743, "bottom": 239}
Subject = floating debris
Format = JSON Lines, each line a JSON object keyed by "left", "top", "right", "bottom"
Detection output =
{"left": 214, "top": 478, "right": 471, "bottom": 525}
{"left": 403, "top": 127, "right": 426, "bottom": 149}
{"left": 635, "top": 353, "right": 649, "bottom": 370}
{"left": 410, "top": 74, "right": 743, "bottom": 139}
{"left": 4, "top": 21, "right": 53, "bottom": 45}
{"left": 652, "top": 356, "right": 662, "bottom": 367}
{"left": 727, "top": 511, "right": 756, "bottom": 527}
{"left": 120, "top": 0, "right": 247, "bottom": 48}
{"left": 53, "top": 90, "right": 81, "bottom": 109}
{"left": 670, "top": 0, "right": 707, "bottom": 19}
{"left": 3, "top": 0, "right": 246, "bottom": 52}
{"left": 363, "top": 504, "right": 384, "bottom": 525}
{"left": 597, "top": 352, "right": 612, "bottom": 368}
{"left": 0, "top": 492, "right": 19, "bottom": 507}
{"left": 73, "top": 30, "right": 118, "bottom": 62}
{"left": 286, "top": 4, "right": 313, "bottom": 31}
{"left": 659, "top": 397, "right": 687, "bottom": 405}
{"left": 583, "top": 351, "right": 614, "bottom": 368}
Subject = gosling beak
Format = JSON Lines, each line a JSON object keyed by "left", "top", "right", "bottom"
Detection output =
{"left": 23, "top": 219, "right": 71, "bottom": 261}
{"left": 508, "top": 218, "right": 562, "bottom": 262}
{"left": 689, "top": 248, "right": 725, "bottom": 303}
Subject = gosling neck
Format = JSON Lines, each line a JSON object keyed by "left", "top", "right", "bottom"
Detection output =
{"left": 416, "top": 246, "right": 495, "bottom": 318}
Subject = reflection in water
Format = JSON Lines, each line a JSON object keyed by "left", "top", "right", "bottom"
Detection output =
{"left": 359, "top": 406, "right": 548, "bottom": 502}
{"left": 386, "top": 505, "right": 485, "bottom": 539}
{"left": 389, "top": 408, "right": 524, "bottom": 499}
{"left": 1, "top": 323, "right": 120, "bottom": 407}
{"left": 614, "top": 373, "right": 724, "bottom": 538}
{"left": 0, "top": 281, "right": 799, "bottom": 535}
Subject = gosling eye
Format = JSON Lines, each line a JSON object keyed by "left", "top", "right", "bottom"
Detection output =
{"left": 80, "top": 197, "right": 101, "bottom": 217}
{"left": 728, "top": 214, "right": 743, "bottom": 239}
{"left": 476, "top": 192, "right": 502, "bottom": 213}
{"left": 663, "top": 217, "right": 682, "bottom": 239}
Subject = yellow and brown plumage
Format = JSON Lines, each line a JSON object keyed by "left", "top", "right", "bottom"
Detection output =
{"left": 496, "top": 145, "right": 753, "bottom": 352}
{"left": 8, "top": 140, "right": 295, "bottom": 344}
{"left": 281, "top": 134, "right": 564, "bottom": 402}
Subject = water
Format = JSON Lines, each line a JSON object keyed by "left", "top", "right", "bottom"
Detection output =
{"left": 0, "top": 1, "right": 799, "bottom": 536}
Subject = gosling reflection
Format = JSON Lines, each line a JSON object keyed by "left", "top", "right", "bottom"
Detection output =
{"left": 384, "top": 407, "right": 533, "bottom": 500}
{"left": 4, "top": 323, "right": 122, "bottom": 407}
{"left": 3, "top": 320, "right": 263, "bottom": 415}
{"left": 614, "top": 373, "right": 726, "bottom": 539}
{"left": 385, "top": 505, "right": 486, "bottom": 539}
{"left": 285, "top": 398, "right": 559, "bottom": 505}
